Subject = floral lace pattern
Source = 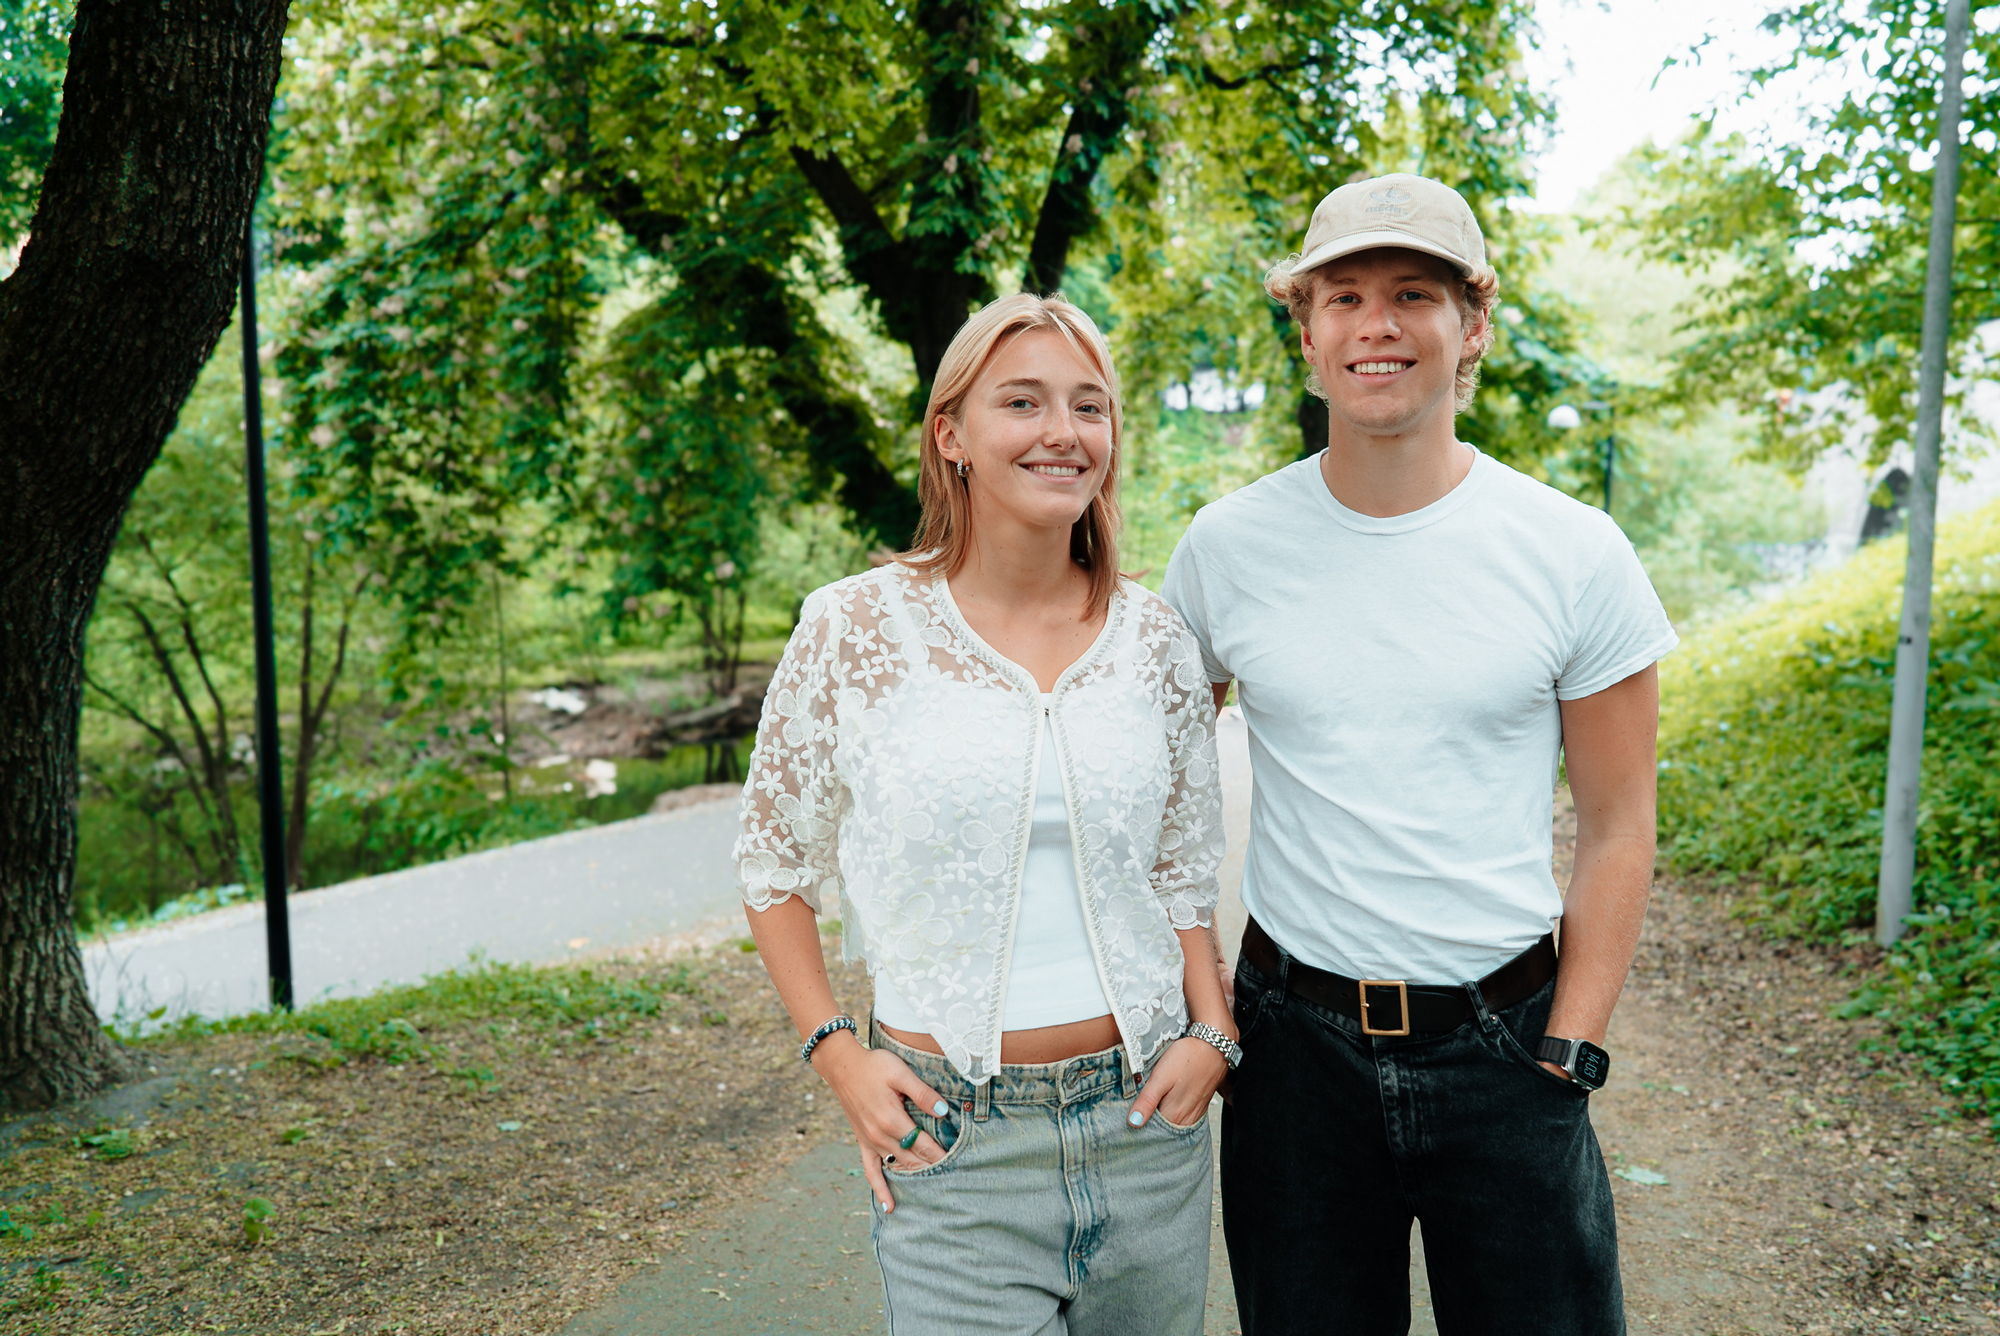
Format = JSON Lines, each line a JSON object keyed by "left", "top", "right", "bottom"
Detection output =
{"left": 735, "top": 563, "right": 1224, "bottom": 1084}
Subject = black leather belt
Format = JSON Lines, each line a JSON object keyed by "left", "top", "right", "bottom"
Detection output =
{"left": 1239, "top": 916, "right": 1557, "bottom": 1036}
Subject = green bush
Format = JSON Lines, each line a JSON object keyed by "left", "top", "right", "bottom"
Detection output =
{"left": 1658, "top": 498, "right": 2000, "bottom": 1121}
{"left": 303, "top": 741, "right": 752, "bottom": 886}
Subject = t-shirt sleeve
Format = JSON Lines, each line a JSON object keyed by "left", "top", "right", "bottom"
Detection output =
{"left": 1556, "top": 525, "right": 1679, "bottom": 700}
{"left": 1162, "top": 521, "right": 1233, "bottom": 685}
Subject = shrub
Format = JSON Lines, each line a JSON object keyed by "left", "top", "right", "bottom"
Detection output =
{"left": 1658, "top": 498, "right": 2000, "bottom": 1121}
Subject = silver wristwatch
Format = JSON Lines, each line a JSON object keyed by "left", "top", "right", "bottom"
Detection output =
{"left": 1182, "top": 1022, "right": 1243, "bottom": 1070}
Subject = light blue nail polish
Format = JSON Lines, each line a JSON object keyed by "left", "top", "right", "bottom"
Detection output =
{"left": 1128, "top": 1111, "right": 1146, "bottom": 1127}
{"left": 932, "top": 1100, "right": 950, "bottom": 1117}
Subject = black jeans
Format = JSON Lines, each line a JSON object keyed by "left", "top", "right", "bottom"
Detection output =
{"left": 1220, "top": 952, "right": 1625, "bottom": 1336}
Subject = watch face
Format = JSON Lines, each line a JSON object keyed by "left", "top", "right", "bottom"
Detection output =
{"left": 1572, "top": 1042, "right": 1610, "bottom": 1090}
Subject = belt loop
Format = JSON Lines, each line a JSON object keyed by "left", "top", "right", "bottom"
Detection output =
{"left": 1122, "top": 1047, "right": 1141, "bottom": 1100}
{"left": 1462, "top": 979, "right": 1497, "bottom": 1031}
{"left": 1273, "top": 939, "right": 1292, "bottom": 999}
{"left": 972, "top": 1078, "right": 992, "bottom": 1122}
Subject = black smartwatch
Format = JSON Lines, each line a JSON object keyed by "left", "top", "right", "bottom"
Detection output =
{"left": 1533, "top": 1036, "right": 1610, "bottom": 1091}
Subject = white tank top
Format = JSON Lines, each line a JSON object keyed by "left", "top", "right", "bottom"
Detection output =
{"left": 874, "top": 695, "right": 1112, "bottom": 1033}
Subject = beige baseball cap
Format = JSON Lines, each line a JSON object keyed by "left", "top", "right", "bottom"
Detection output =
{"left": 1291, "top": 173, "right": 1486, "bottom": 278}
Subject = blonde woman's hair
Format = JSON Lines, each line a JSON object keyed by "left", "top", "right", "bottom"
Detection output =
{"left": 1263, "top": 254, "right": 1500, "bottom": 412}
{"left": 898, "top": 293, "right": 1124, "bottom": 618}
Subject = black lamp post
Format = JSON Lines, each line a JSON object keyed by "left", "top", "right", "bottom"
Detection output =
{"left": 240, "top": 217, "right": 294, "bottom": 1011}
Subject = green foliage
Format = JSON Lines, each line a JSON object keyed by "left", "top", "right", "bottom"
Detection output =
{"left": 1121, "top": 404, "right": 1280, "bottom": 581}
{"left": 267, "top": 0, "right": 1562, "bottom": 644}
{"left": 1573, "top": 404, "right": 1820, "bottom": 627}
{"left": 303, "top": 737, "right": 752, "bottom": 877}
{"left": 240, "top": 1197, "right": 275, "bottom": 1248}
{"left": 0, "top": 0, "right": 66, "bottom": 242}
{"left": 1527, "top": 174, "right": 1823, "bottom": 625}
{"left": 1633, "top": 0, "right": 2000, "bottom": 469}
{"left": 1658, "top": 499, "right": 2000, "bottom": 1117}
{"left": 0, "top": 1263, "right": 66, "bottom": 1317}
{"left": 312, "top": 750, "right": 564, "bottom": 869}
{"left": 582, "top": 293, "right": 769, "bottom": 696}
{"left": 323, "top": 1016, "right": 427, "bottom": 1065}
{"left": 745, "top": 503, "right": 874, "bottom": 625}
{"left": 77, "top": 879, "right": 257, "bottom": 939}
{"left": 82, "top": 323, "right": 268, "bottom": 891}
{"left": 78, "top": 313, "right": 379, "bottom": 909}
{"left": 70, "top": 1127, "right": 136, "bottom": 1161}
{"left": 444, "top": 1064, "right": 498, "bottom": 1092}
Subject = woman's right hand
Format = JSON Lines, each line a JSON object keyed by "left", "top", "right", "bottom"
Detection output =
{"left": 811, "top": 1036, "right": 952, "bottom": 1213}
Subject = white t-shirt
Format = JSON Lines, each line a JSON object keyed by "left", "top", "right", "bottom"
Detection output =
{"left": 1162, "top": 447, "right": 1678, "bottom": 983}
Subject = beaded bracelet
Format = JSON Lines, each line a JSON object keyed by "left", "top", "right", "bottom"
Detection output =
{"left": 799, "top": 1013, "right": 858, "bottom": 1066}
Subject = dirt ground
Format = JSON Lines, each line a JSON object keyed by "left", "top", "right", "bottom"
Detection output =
{"left": 6, "top": 856, "right": 2000, "bottom": 1332}
{"left": 0, "top": 940, "right": 869, "bottom": 1335}
{"left": 1608, "top": 875, "right": 2000, "bottom": 1334}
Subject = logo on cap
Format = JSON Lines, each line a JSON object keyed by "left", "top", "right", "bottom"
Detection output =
{"left": 1364, "top": 186, "right": 1415, "bottom": 219}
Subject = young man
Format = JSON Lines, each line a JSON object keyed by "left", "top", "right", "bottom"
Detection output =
{"left": 1162, "top": 174, "right": 1676, "bottom": 1335}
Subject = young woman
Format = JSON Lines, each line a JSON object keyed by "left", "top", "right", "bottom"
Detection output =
{"left": 735, "top": 292, "right": 1233, "bottom": 1334}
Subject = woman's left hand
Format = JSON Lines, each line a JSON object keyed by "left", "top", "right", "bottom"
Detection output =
{"left": 1128, "top": 1035, "right": 1230, "bottom": 1129}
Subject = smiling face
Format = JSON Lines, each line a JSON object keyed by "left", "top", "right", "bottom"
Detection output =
{"left": 934, "top": 327, "right": 1115, "bottom": 541}
{"left": 1299, "top": 247, "right": 1487, "bottom": 444}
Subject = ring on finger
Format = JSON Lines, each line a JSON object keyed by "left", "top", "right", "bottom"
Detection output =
{"left": 882, "top": 1153, "right": 897, "bottom": 1166}
{"left": 897, "top": 1126, "right": 921, "bottom": 1151}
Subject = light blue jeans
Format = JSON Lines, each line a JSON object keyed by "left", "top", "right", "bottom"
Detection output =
{"left": 869, "top": 1026, "right": 1212, "bottom": 1335}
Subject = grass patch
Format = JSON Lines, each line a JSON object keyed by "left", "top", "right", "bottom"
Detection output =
{"left": 1658, "top": 497, "right": 2000, "bottom": 1123}
{"left": 129, "top": 957, "right": 700, "bottom": 1064}
{"left": 2, "top": 945, "right": 858, "bottom": 1335}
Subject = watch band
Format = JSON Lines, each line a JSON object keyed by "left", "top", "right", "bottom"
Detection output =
{"left": 1534, "top": 1036, "right": 1579, "bottom": 1070}
{"left": 1183, "top": 1021, "right": 1243, "bottom": 1070}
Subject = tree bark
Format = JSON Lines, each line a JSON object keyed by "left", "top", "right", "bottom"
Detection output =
{"left": 0, "top": 0, "right": 290, "bottom": 1114}
{"left": 1296, "top": 388, "right": 1329, "bottom": 460}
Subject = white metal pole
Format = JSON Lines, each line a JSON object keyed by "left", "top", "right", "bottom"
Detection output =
{"left": 1876, "top": 0, "right": 1971, "bottom": 947}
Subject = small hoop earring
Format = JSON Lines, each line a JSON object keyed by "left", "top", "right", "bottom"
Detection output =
{"left": 955, "top": 460, "right": 969, "bottom": 480}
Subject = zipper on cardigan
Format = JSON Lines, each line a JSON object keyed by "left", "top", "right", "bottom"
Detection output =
{"left": 1044, "top": 700, "right": 1133, "bottom": 1071}
{"left": 987, "top": 695, "right": 1043, "bottom": 1067}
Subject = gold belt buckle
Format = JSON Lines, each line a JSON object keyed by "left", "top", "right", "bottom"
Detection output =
{"left": 1357, "top": 979, "right": 1411, "bottom": 1037}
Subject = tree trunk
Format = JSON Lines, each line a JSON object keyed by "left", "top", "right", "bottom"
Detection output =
{"left": 1296, "top": 388, "right": 1328, "bottom": 460}
{"left": 0, "top": 0, "right": 290, "bottom": 1114}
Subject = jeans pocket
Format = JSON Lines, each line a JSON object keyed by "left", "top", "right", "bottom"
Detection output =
{"left": 1491, "top": 1020, "right": 1591, "bottom": 1097}
{"left": 1233, "top": 962, "right": 1275, "bottom": 1049}
{"left": 883, "top": 1100, "right": 975, "bottom": 1178}
{"left": 1154, "top": 1102, "right": 1213, "bottom": 1135}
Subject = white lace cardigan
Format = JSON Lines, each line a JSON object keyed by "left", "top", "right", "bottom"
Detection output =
{"left": 735, "top": 562, "right": 1224, "bottom": 1084}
